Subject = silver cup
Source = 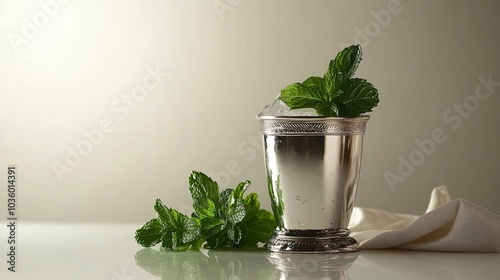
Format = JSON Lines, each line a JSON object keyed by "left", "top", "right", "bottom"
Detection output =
{"left": 257, "top": 116, "right": 370, "bottom": 253}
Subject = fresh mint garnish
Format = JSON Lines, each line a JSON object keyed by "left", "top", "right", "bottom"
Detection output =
{"left": 135, "top": 171, "right": 276, "bottom": 251}
{"left": 279, "top": 44, "right": 379, "bottom": 117}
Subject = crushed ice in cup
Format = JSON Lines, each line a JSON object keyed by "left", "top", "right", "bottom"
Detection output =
{"left": 258, "top": 96, "right": 318, "bottom": 117}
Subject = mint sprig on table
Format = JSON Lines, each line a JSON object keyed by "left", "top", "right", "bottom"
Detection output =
{"left": 135, "top": 171, "right": 276, "bottom": 251}
{"left": 279, "top": 44, "right": 379, "bottom": 117}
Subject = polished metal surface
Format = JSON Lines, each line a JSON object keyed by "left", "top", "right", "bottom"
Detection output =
{"left": 6, "top": 223, "right": 500, "bottom": 279}
{"left": 258, "top": 116, "right": 369, "bottom": 252}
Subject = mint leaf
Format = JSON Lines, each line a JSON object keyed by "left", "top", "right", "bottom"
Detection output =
{"left": 135, "top": 171, "right": 277, "bottom": 251}
{"left": 238, "top": 209, "right": 276, "bottom": 246}
{"left": 233, "top": 180, "right": 250, "bottom": 200}
{"left": 316, "top": 102, "right": 339, "bottom": 117}
{"left": 338, "top": 78, "right": 379, "bottom": 116}
{"left": 204, "top": 180, "right": 271, "bottom": 248}
{"left": 256, "top": 208, "right": 275, "bottom": 220}
{"left": 241, "top": 217, "right": 276, "bottom": 245}
{"left": 228, "top": 225, "right": 242, "bottom": 244}
{"left": 219, "top": 188, "right": 233, "bottom": 206}
{"left": 200, "top": 216, "right": 222, "bottom": 236}
{"left": 189, "top": 171, "right": 219, "bottom": 204}
{"left": 225, "top": 199, "right": 246, "bottom": 225}
{"left": 322, "top": 45, "right": 362, "bottom": 107}
{"left": 279, "top": 83, "right": 327, "bottom": 110}
{"left": 323, "top": 74, "right": 343, "bottom": 101}
{"left": 278, "top": 44, "right": 378, "bottom": 117}
{"left": 206, "top": 230, "right": 229, "bottom": 249}
{"left": 181, "top": 218, "right": 201, "bottom": 243}
{"left": 193, "top": 197, "right": 216, "bottom": 220}
{"left": 325, "top": 44, "right": 362, "bottom": 83}
{"left": 135, "top": 219, "right": 164, "bottom": 247}
{"left": 135, "top": 200, "right": 203, "bottom": 251}
{"left": 154, "top": 198, "right": 201, "bottom": 250}
{"left": 242, "top": 193, "right": 260, "bottom": 220}
{"left": 153, "top": 198, "right": 171, "bottom": 226}
{"left": 280, "top": 82, "right": 340, "bottom": 117}
{"left": 302, "top": 76, "right": 325, "bottom": 94}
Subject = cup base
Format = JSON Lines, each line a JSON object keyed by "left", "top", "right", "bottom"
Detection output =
{"left": 267, "top": 229, "right": 360, "bottom": 253}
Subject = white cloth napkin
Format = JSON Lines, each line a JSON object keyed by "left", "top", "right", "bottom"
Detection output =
{"left": 349, "top": 186, "right": 500, "bottom": 252}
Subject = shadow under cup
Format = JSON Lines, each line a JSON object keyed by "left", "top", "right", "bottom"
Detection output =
{"left": 257, "top": 116, "right": 369, "bottom": 253}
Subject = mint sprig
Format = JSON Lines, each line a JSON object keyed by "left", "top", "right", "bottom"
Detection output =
{"left": 135, "top": 171, "right": 276, "bottom": 251}
{"left": 279, "top": 44, "right": 379, "bottom": 117}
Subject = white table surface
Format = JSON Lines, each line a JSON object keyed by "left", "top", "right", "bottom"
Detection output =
{"left": 1, "top": 223, "right": 499, "bottom": 279}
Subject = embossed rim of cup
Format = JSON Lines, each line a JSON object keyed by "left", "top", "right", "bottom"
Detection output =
{"left": 257, "top": 115, "right": 370, "bottom": 136}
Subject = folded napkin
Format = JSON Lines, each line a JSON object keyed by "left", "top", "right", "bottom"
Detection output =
{"left": 349, "top": 186, "right": 500, "bottom": 252}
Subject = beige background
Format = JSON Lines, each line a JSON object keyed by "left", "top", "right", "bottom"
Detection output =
{"left": 0, "top": 0, "right": 499, "bottom": 223}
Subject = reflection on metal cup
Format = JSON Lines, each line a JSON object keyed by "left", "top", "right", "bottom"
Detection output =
{"left": 258, "top": 116, "right": 369, "bottom": 253}
{"left": 267, "top": 251, "right": 358, "bottom": 279}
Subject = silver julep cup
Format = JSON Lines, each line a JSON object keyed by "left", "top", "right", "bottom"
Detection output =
{"left": 257, "top": 116, "right": 370, "bottom": 253}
